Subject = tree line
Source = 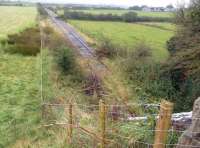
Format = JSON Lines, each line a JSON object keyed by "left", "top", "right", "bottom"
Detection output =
{"left": 62, "top": 10, "right": 173, "bottom": 22}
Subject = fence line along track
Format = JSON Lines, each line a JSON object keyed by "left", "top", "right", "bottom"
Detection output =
{"left": 41, "top": 99, "right": 196, "bottom": 148}
{"left": 41, "top": 8, "right": 196, "bottom": 148}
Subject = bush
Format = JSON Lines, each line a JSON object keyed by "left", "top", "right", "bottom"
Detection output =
{"left": 96, "top": 36, "right": 126, "bottom": 58}
{"left": 123, "top": 43, "right": 179, "bottom": 104}
{"left": 122, "top": 12, "right": 138, "bottom": 22}
{"left": 96, "top": 37, "right": 117, "bottom": 58}
{"left": 4, "top": 27, "right": 40, "bottom": 56}
{"left": 123, "top": 43, "right": 153, "bottom": 83}
{"left": 56, "top": 47, "right": 75, "bottom": 73}
{"left": 164, "top": 0, "right": 200, "bottom": 111}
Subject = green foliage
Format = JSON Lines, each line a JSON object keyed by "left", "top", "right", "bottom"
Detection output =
{"left": 111, "top": 120, "right": 155, "bottom": 147}
{"left": 43, "top": 27, "right": 85, "bottom": 84}
{"left": 63, "top": 9, "right": 173, "bottom": 18}
{"left": 165, "top": 0, "right": 200, "bottom": 111}
{"left": 122, "top": 12, "right": 138, "bottom": 22}
{"left": 56, "top": 47, "right": 75, "bottom": 73}
{"left": 0, "top": 53, "right": 42, "bottom": 147}
{"left": 37, "top": 3, "right": 48, "bottom": 18}
{"left": 129, "top": 6, "right": 142, "bottom": 11}
{"left": 188, "top": 0, "right": 200, "bottom": 29}
{"left": 63, "top": 9, "right": 172, "bottom": 22}
{"left": 70, "top": 20, "right": 174, "bottom": 61}
{"left": 63, "top": 10, "right": 122, "bottom": 21}
{"left": 3, "top": 27, "right": 41, "bottom": 56}
{"left": 122, "top": 43, "right": 177, "bottom": 104}
{"left": 0, "top": 6, "right": 37, "bottom": 40}
{"left": 96, "top": 36, "right": 121, "bottom": 58}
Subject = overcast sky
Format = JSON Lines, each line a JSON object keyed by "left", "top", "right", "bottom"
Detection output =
{"left": 22, "top": 0, "right": 190, "bottom": 7}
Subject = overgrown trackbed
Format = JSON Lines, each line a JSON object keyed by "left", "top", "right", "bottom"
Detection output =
{"left": 45, "top": 8, "right": 105, "bottom": 70}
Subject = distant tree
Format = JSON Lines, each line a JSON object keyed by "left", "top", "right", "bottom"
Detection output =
{"left": 122, "top": 12, "right": 138, "bottom": 22}
{"left": 175, "top": 5, "right": 186, "bottom": 25}
{"left": 141, "top": 5, "right": 148, "bottom": 9}
{"left": 188, "top": 0, "right": 200, "bottom": 30}
{"left": 166, "top": 4, "right": 174, "bottom": 9}
{"left": 129, "top": 5, "right": 142, "bottom": 11}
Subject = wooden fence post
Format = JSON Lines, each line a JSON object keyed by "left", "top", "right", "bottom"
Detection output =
{"left": 68, "top": 103, "right": 73, "bottom": 145}
{"left": 154, "top": 100, "right": 174, "bottom": 148}
{"left": 99, "top": 99, "right": 106, "bottom": 148}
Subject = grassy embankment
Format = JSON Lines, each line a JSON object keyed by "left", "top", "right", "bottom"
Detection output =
{"left": 0, "top": 6, "right": 89, "bottom": 147}
{"left": 69, "top": 20, "right": 175, "bottom": 104}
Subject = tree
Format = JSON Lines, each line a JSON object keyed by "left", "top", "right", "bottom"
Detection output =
{"left": 122, "top": 12, "right": 138, "bottom": 22}
{"left": 166, "top": 4, "right": 174, "bottom": 9}
{"left": 165, "top": 0, "right": 200, "bottom": 111}
{"left": 129, "top": 6, "right": 142, "bottom": 11}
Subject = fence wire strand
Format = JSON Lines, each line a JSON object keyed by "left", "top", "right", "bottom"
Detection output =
{"left": 41, "top": 101, "right": 197, "bottom": 148}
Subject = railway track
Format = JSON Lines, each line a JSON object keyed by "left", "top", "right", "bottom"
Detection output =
{"left": 45, "top": 8, "right": 95, "bottom": 58}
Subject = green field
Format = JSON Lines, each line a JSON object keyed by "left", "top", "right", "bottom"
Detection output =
{"left": 140, "top": 22, "right": 176, "bottom": 31}
{"left": 0, "top": 6, "right": 37, "bottom": 40}
{"left": 69, "top": 20, "right": 174, "bottom": 61}
{"left": 0, "top": 6, "right": 40, "bottom": 147}
{"left": 68, "top": 9, "right": 173, "bottom": 18}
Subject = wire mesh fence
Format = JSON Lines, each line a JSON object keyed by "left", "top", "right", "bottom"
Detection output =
{"left": 39, "top": 99, "right": 198, "bottom": 148}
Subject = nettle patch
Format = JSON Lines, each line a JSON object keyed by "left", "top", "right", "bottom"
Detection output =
{"left": 3, "top": 27, "right": 41, "bottom": 56}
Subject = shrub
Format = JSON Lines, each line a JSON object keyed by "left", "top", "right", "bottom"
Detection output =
{"left": 56, "top": 47, "right": 75, "bottom": 73}
{"left": 122, "top": 12, "right": 138, "bottom": 22}
{"left": 123, "top": 43, "right": 153, "bottom": 83}
{"left": 96, "top": 36, "right": 126, "bottom": 58}
{"left": 123, "top": 43, "right": 178, "bottom": 104}
{"left": 164, "top": 0, "right": 200, "bottom": 111}
{"left": 4, "top": 27, "right": 40, "bottom": 56}
{"left": 96, "top": 37, "right": 117, "bottom": 58}
{"left": 37, "top": 3, "right": 48, "bottom": 18}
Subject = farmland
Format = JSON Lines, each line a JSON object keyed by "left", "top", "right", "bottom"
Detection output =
{"left": 59, "top": 9, "right": 173, "bottom": 18}
{"left": 0, "top": 6, "right": 40, "bottom": 147}
{"left": 69, "top": 20, "right": 175, "bottom": 61}
{"left": 1, "top": 3, "right": 196, "bottom": 147}
{"left": 0, "top": 6, "right": 37, "bottom": 40}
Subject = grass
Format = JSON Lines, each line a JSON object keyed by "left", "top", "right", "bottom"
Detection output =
{"left": 0, "top": 6, "right": 37, "bottom": 40}
{"left": 0, "top": 6, "right": 41, "bottom": 147}
{"left": 139, "top": 22, "right": 176, "bottom": 31}
{"left": 0, "top": 52, "right": 41, "bottom": 147}
{"left": 66, "top": 9, "right": 173, "bottom": 18}
{"left": 69, "top": 20, "right": 174, "bottom": 61}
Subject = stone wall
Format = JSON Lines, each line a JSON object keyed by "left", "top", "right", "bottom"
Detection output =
{"left": 177, "top": 97, "right": 200, "bottom": 148}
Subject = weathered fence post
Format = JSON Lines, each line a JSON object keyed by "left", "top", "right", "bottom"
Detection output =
{"left": 99, "top": 99, "right": 106, "bottom": 148}
{"left": 68, "top": 103, "right": 73, "bottom": 145}
{"left": 154, "top": 100, "right": 174, "bottom": 148}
